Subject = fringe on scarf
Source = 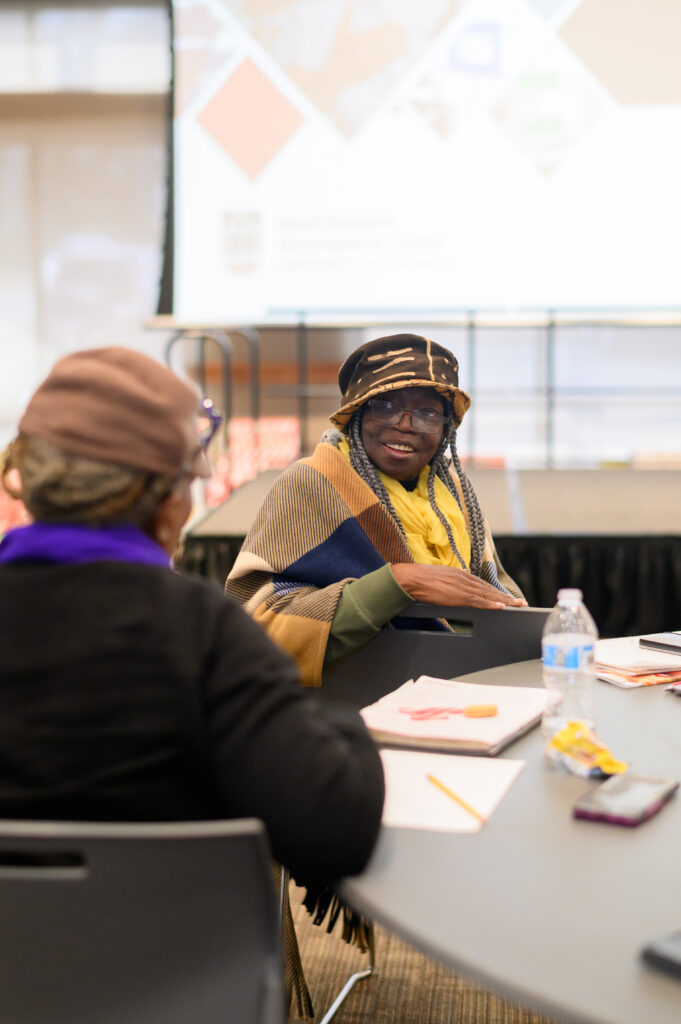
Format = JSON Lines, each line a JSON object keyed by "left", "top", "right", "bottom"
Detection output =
{"left": 273, "top": 864, "right": 314, "bottom": 1022}
{"left": 302, "top": 884, "right": 373, "bottom": 953}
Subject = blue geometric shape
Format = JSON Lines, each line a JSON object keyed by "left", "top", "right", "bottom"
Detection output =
{"left": 449, "top": 21, "right": 502, "bottom": 76}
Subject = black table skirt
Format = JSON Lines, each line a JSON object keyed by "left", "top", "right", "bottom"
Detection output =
{"left": 494, "top": 535, "right": 681, "bottom": 638}
{"left": 181, "top": 533, "right": 681, "bottom": 639}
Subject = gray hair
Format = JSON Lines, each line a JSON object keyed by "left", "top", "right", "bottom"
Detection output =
{"left": 346, "top": 410, "right": 508, "bottom": 592}
{"left": 2, "top": 435, "right": 174, "bottom": 527}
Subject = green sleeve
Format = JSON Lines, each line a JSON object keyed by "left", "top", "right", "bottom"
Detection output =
{"left": 323, "top": 564, "right": 414, "bottom": 669}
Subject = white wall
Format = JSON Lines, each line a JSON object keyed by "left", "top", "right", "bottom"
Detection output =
{"left": 0, "top": 2, "right": 172, "bottom": 445}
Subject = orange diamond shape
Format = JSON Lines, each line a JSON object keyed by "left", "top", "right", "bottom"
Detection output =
{"left": 197, "top": 58, "right": 303, "bottom": 180}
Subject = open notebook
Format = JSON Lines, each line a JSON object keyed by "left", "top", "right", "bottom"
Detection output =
{"left": 360, "top": 676, "right": 548, "bottom": 756}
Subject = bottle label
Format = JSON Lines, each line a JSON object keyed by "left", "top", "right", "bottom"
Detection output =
{"left": 542, "top": 643, "right": 594, "bottom": 669}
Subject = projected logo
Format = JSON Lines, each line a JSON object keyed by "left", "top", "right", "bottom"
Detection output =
{"left": 223, "top": 211, "right": 260, "bottom": 272}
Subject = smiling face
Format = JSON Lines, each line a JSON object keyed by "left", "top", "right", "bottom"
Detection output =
{"left": 360, "top": 386, "right": 448, "bottom": 482}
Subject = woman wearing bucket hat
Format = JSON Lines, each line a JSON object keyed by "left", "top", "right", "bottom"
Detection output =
{"left": 0, "top": 347, "right": 383, "bottom": 899}
{"left": 227, "top": 333, "right": 525, "bottom": 686}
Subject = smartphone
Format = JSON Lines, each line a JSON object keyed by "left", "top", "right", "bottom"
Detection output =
{"left": 639, "top": 632, "right": 681, "bottom": 656}
{"left": 572, "top": 773, "right": 678, "bottom": 827}
{"left": 642, "top": 930, "right": 681, "bottom": 978}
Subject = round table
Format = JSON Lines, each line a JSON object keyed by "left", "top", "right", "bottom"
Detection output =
{"left": 340, "top": 660, "right": 681, "bottom": 1024}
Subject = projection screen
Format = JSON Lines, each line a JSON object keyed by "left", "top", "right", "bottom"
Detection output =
{"left": 172, "top": 0, "right": 681, "bottom": 323}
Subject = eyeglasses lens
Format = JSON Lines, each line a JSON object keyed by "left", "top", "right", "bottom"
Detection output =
{"left": 368, "top": 399, "right": 444, "bottom": 434}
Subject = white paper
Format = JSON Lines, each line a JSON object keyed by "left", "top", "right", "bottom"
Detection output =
{"left": 596, "top": 636, "right": 681, "bottom": 674}
{"left": 380, "top": 749, "right": 525, "bottom": 834}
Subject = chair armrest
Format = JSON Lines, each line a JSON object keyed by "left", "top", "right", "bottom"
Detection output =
{"left": 403, "top": 604, "right": 552, "bottom": 621}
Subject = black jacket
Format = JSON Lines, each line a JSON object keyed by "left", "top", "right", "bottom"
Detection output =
{"left": 0, "top": 561, "right": 384, "bottom": 884}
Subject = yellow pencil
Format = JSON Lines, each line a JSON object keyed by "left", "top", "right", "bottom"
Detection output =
{"left": 427, "top": 773, "right": 486, "bottom": 824}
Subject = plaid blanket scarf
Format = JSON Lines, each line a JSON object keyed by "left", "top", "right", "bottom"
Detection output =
{"left": 226, "top": 436, "right": 520, "bottom": 686}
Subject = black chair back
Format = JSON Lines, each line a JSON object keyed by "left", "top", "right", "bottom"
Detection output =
{"left": 320, "top": 605, "right": 550, "bottom": 707}
{"left": 0, "top": 818, "right": 284, "bottom": 1024}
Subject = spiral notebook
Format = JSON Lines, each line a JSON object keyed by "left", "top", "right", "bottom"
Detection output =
{"left": 360, "top": 676, "right": 548, "bottom": 756}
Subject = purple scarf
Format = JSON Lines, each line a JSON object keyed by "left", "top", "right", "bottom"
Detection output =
{"left": 0, "top": 522, "right": 171, "bottom": 569}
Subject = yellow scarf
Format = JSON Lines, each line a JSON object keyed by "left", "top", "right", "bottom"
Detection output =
{"left": 338, "top": 438, "right": 471, "bottom": 568}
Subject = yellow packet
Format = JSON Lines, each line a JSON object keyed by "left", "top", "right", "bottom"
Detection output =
{"left": 546, "top": 721, "right": 628, "bottom": 778}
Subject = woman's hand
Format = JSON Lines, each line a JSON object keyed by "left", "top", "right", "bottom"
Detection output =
{"left": 391, "top": 563, "right": 527, "bottom": 610}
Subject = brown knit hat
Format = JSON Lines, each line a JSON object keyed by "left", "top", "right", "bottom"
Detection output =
{"left": 330, "top": 333, "right": 471, "bottom": 430}
{"left": 19, "top": 347, "right": 208, "bottom": 476}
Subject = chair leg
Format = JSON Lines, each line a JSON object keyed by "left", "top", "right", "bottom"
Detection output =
{"left": 316, "top": 922, "right": 374, "bottom": 1024}
{"left": 279, "top": 863, "right": 289, "bottom": 925}
{"left": 280, "top": 866, "right": 376, "bottom": 1024}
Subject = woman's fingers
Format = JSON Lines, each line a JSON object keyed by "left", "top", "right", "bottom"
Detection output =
{"left": 392, "top": 563, "right": 527, "bottom": 608}
{"left": 457, "top": 580, "right": 526, "bottom": 609}
{"left": 448, "top": 577, "right": 512, "bottom": 607}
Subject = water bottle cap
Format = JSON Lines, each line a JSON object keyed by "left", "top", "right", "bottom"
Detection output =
{"left": 557, "top": 588, "right": 583, "bottom": 602}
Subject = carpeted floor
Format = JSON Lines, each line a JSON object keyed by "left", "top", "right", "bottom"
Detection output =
{"left": 290, "top": 884, "right": 565, "bottom": 1024}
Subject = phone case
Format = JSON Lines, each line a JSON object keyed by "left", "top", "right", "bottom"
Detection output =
{"left": 572, "top": 776, "right": 678, "bottom": 827}
{"left": 573, "top": 800, "right": 668, "bottom": 827}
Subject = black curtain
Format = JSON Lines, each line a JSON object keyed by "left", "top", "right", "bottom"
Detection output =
{"left": 495, "top": 535, "right": 681, "bottom": 638}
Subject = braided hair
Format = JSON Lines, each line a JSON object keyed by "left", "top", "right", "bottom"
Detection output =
{"left": 347, "top": 406, "right": 508, "bottom": 592}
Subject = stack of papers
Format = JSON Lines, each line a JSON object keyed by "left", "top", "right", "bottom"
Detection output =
{"left": 360, "top": 676, "right": 548, "bottom": 755}
{"left": 595, "top": 636, "right": 681, "bottom": 689}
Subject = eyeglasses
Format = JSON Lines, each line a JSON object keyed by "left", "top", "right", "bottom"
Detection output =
{"left": 182, "top": 398, "right": 224, "bottom": 475}
{"left": 364, "top": 397, "right": 446, "bottom": 435}
{"left": 197, "top": 397, "right": 223, "bottom": 451}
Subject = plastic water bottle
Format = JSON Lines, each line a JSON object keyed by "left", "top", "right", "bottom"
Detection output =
{"left": 541, "top": 588, "right": 598, "bottom": 743}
